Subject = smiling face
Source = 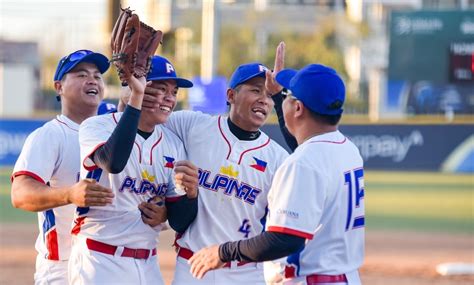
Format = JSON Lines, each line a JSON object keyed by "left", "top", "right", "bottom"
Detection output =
{"left": 142, "top": 79, "right": 178, "bottom": 125}
{"left": 56, "top": 62, "right": 105, "bottom": 108}
{"left": 228, "top": 76, "right": 274, "bottom": 132}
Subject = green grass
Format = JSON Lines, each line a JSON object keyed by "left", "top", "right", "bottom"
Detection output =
{"left": 1, "top": 168, "right": 473, "bottom": 233}
{"left": 365, "top": 171, "right": 473, "bottom": 233}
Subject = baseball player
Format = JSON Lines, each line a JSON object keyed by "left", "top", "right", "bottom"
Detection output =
{"left": 139, "top": 44, "right": 289, "bottom": 285}
{"left": 10, "top": 49, "right": 115, "bottom": 284}
{"left": 69, "top": 55, "right": 198, "bottom": 285}
{"left": 189, "top": 64, "right": 365, "bottom": 285}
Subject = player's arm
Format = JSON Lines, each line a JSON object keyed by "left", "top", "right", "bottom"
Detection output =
{"left": 220, "top": 231, "right": 305, "bottom": 262}
{"left": 92, "top": 76, "right": 146, "bottom": 173}
{"left": 165, "top": 195, "right": 198, "bottom": 233}
{"left": 271, "top": 91, "right": 298, "bottom": 152}
{"left": 117, "top": 85, "right": 130, "bottom": 112}
{"left": 265, "top": 41, "right": 297, "bottom": 152}
{"left": 187, "top": 232, "right": 305, "bottom": 279}
{"left": 11, "top": 175, "right": 113, "bottom": 212}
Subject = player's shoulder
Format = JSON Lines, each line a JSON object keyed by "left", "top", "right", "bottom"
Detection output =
{"left": 170, "top": 110, "right": 217, "bottom": 124}
{"left": 81, "top": 113, "right": 118, "bottom": 129}
{"left": 268, "top": 138, "right": 289, "bottom": 154}
{"left": 276, "top": 149, "right": 312, "bottom": 176}
{"left": 22, "top": 117, "right": 73, "bottom": 150}
{"left": 299, "top": 130, "right": 344, "bottom": 148}
{"left": 159, "top": 124, "right": 183, "bottom": 143}
{"left": 288, "top": 131, "right": 351, "bottom": 165}
{"left": 157, "top": 125, "right": 186, "bottom": 157}
{"left": 261, "top": 132, "right": 290, "bottom": 157}
{"left": 31, "top": 117, "right": 70, "bottom": 138}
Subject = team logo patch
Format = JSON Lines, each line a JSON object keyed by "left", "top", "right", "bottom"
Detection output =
{"left": 163, "top": 156, "right": 175, "bottom": 168}
{"left": 141, "top": 169, "right": 156, "bottom": 182}
{"left": 250, "top": 157, "right": 267, "bottom": 172}
{"left": 220, "top": 165, "right": 239, "bottom": 177}
{"left": 165, "top": 62, "right": 175, "bottom": 73}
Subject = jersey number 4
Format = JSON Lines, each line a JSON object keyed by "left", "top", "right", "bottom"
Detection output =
{"left": 238, "top": 219, "right": 251, "bottom": 238}
{"left": 344, "top": 168, "right": 365, "bottom": 231}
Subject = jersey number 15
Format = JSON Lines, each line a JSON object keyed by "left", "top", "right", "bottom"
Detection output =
{"left": 344, "top": 168, "right": 365, "bottom": 231}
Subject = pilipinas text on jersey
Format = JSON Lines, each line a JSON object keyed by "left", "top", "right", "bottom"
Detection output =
{"left": 119, "top": 169, "right": 169, "bottom": 197}
{"left": 198, "top": 165, "right": 263, "bottom": 205}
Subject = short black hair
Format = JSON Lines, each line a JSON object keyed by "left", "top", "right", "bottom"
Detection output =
{"left": 227, "top": 85, "right": 243, "bottom": 106}
{"left": 307, "top": 108, "right": 342, "bottom": 126}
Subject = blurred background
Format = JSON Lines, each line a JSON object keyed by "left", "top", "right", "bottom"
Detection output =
{"left": 1, "top": 0, "right": 473, "bottom": 171}
{"left": 0, "top": 0, "right": 473, "bottom": 284}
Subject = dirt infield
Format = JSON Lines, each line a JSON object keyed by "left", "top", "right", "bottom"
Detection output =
{"left": 0, "top": 223, "right": 472, "bottom": 285}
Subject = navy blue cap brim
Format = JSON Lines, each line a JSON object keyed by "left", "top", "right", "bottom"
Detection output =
{"left": 58, "top": 53, "right": 110, "bottom": 81}
{"left": 275, "top": 69, "right": 298, "bottom": 90}
{"left": 146, "top": 76, "right": 194, "bottom": 88}
{"left": 230, "top": 70, "right": 266, "bottom": 89}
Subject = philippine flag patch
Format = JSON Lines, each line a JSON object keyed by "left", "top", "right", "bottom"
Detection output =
{"left": 163, "top": 156, "right": 175, "bottom": 168}
{"left": 250, "top": 157, "right": 267, "bottom": 172}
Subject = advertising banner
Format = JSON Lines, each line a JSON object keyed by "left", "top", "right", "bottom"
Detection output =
{"left": 0, "top": 119, "right": 47, "bottom": 166}
{"left": 262, "top": 124, "right": 473, "bottom": 173}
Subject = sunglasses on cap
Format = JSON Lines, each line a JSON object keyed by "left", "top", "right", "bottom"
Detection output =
{"left": 281, "top": 88, "right": 298, "bottom": 101}
{"left": 54, "top": 50, "right": 94, "bottom": 80}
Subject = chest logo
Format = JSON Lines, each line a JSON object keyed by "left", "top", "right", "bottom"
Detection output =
{"left": 164, "top": 156, "right": 175, "bottom": 168}
{"left": 250, "top": 157, "right": 267, "bottom": 172}
{"left": 141, "top": 170, "right": 155, "bottom": 182}
{"left": 220, "top": 165, "right": 239, "bottom": 177}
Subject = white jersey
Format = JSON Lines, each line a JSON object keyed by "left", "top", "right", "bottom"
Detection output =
{"left": 12, "top": 115, "right": 80, "bottom": 261}
{"left": 165, "top": 111, "right": 289, "bottom": 251}
{"left": 75, "top": 112, "right": 186, "bottom": 249}
{"left": 266, "top": 130, "right": 365, "bottom": 279}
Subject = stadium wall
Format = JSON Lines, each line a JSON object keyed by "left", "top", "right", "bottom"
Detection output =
{"left": 0, "top": 119, "right": 472, "bottom": 173}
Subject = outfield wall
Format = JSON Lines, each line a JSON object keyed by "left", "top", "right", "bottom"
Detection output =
{"left": 263, "top": 124, "right": 473, "bottom": 173}
{"left": 1, "top": 119, "right": 472, "bottom": 172}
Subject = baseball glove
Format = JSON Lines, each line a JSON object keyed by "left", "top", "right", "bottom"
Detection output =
{"left": 110, "top": 7, "right": 163, "bottom": 85}
{"left": 135, "top": 22, "right": 163, "bottom": 78}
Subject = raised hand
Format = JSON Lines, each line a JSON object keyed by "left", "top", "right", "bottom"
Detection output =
{"left": 142, "top": 81, "right": 162, "bottom": 111}
{"left": 265, "top": 41, "right": 286, "bottom": 96}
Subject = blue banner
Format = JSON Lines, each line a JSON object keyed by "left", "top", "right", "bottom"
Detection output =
{"left": 2, "top": 119, "right": 472, "bottom": 173}
{"left": 262, "top": 124, "right": 474, "bottom": 173}
{"left": 188, "top": 76, "right": 228, "bottom": 114}
{"left": 0, "top": 119, "right": 47, "bottom": 166}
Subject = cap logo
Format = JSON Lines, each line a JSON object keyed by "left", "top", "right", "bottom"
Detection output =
{"left": 165, "top": 62, "right": 175, "bottom": 74}
{"left": 258, "top": 65, "right": 268, "bottom": 72}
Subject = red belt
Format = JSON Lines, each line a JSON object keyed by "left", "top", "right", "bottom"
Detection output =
{"left": 177, "top": 246, "right": 251, "bottom": 268}
{"left": 306, "top": 274, "right": 347, "bottom": 284}
{"left": 285, "top": 265, "right": 347, "bottom": 284}
{"left": 86, "top": 238, "right": 157, "bottom": 260}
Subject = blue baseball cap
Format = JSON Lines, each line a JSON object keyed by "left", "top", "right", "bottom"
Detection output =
{"left": 54, "top": 49, "right": 110, "bottom": 81}
{"left": 276, "top": 64, "right": 345, "bottom": 115}
{"left": 146, "top": 56, "right": 193, "bottom": 88}
{"left": 228, "top": 62, "right": 269, "bottom": 89}
{"left": 97, "top": 101, "right": 117, "bottom": 115}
